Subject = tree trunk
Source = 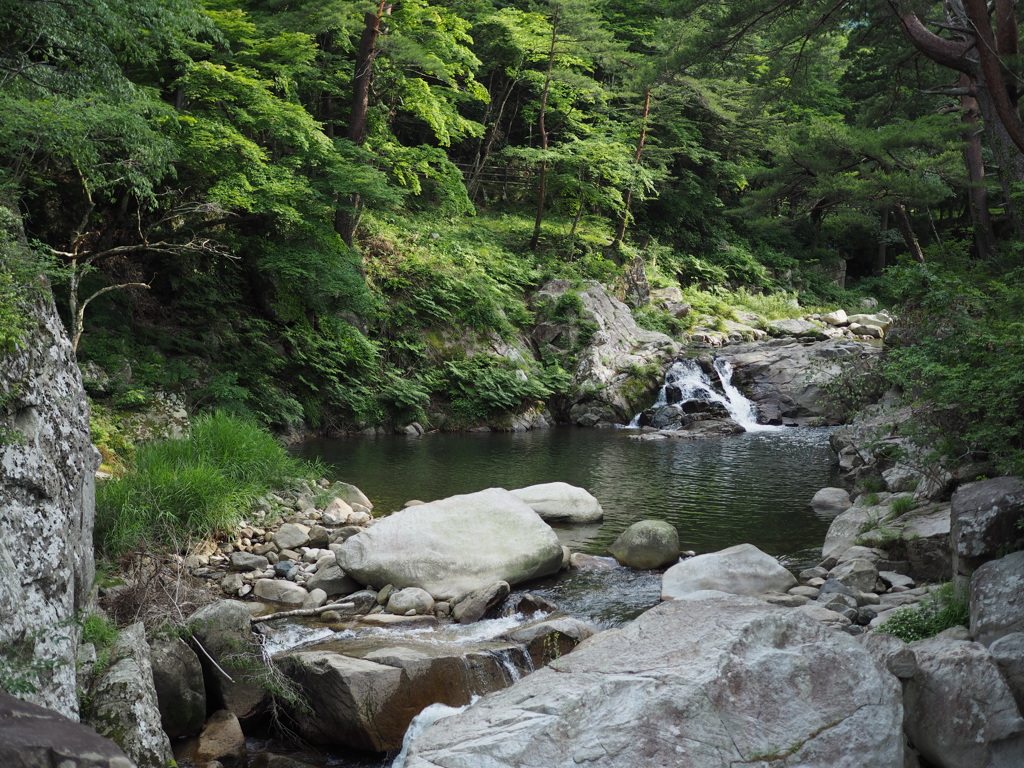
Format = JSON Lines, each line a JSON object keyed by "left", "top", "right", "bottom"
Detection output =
{"left": 467, "top": 69, "right": 521, "bottom": 203}
{"left": 876, "top": 208, "right": 888, "bottom": 275}
{"left": 337, "top": 0, "right": 391, "bottom": 246}
{"left": 893, "top": 204, "right": 925, "bottom": 263}
{"left": 961, "top": 74, "right": 995, "bottom": 258}
{"left": 530, "top": 7, "right": 559, "bottom": 251}
{"left": 613, "top": 88, "right": 651, "bottom": 246}
{"left": 888, "top": 1, "right": 1024, "bottom": 239}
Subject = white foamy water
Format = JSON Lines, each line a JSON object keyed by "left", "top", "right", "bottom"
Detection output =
{"left": 255, "top": 611, "right": 546, "bottom": 655}
{"left": 391, "top": 699, "right": 477, "bottom": 768}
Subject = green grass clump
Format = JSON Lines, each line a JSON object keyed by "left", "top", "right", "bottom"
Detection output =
{"left": 96, "top": 411, "right": 319, "bottom": 557}
{"left": 873, "top": 583, "right": 969, "bottom": 642}
{"left": 888, "top": 495, "right": 916, "bottom": 517}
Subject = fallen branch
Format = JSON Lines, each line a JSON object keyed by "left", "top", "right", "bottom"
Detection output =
{"left": 251, "top": 602, "right": 358, "bottom": 625}
{"left": 192, "top": 637, "right": 235, "bottom": 683}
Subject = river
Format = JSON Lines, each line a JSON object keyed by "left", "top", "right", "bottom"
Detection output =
{"left": 293, "top": 425, "right": 841, "bottom": 568}
{"left": 273, "top": 425, "right": 842, "bottom": 766}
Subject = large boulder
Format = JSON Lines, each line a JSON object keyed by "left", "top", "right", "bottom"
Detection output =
{"left": 904, "top": 635, "right": 1024, "bottom": 768}
{"left": 187, "top": 600, "right": 268, "bottom": 720}
{"left": 533, "top": 280, "right": 678, "bottom": 426}
{"left": 901, "top": 506, "right": 952, "bottom": 582}
{"left": 607, "top": 520, "right": 680, "bottom": 569}
{"left": 718, "top": 339, "right": 881, "bottom": 422}
{"left": 951, "top": 476, "right": 1024, "bottom": 574}
{"left": 275, "top": 639, "right": 531, "bottom": 752}
{"left": 822, "top": 503, "right": 886, "bottom": 561}
{"left": 810, "top": 487, "right": 853, "bottom": 514}
{"left": 970, "top": 550, "right": 1024, "bottom": 646}
{"left": 400, "top": 593, "right": 904, "bottom": 768}
{"left": 662, "top": 543, "right": 797, "bottom": 599}
{"left": 83, "top": 623, "right": 174, "bottom": 768}
{"left": 150, "top": 637, "right": 206, "bottom": 739}
{"left": 0, "top": 290, "right": 98, "bottom": 718}
{"left": 0, "top": 691, "right": 133, "bottom": 768}
{"left": 509, "top": 482, "right": 604, "bottom": 523}
{"left": 334, "top": 488, "right": 563, "bottom": 601}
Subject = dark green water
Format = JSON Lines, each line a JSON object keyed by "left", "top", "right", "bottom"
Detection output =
{"left": 293, "top": 425, "right": 842, "bottom": 568}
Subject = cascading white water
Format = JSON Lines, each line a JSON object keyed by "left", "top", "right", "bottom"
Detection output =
{"left": 630, "top": 357, "right": 776, "bottom": 432}
{"left": 391, "top": 699, "right": 478, "bottom": 768}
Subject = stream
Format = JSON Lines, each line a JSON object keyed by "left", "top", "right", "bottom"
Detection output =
{"left": 271, "top": 363, "right": 844, "bottom": 766}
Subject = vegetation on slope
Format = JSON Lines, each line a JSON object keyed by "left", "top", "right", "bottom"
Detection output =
{"left": 1, "top": 0, "right": 1024, "bottom": 475}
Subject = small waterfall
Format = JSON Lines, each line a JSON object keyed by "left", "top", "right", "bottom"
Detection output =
{"left": 391, "top": 699, "right": 477, "bottom": 768}
{"left": 488, "top": 646, "right": 533, "bottom": 684}
{"left": 631, "top": 357, "right": 774, "bottom": 432}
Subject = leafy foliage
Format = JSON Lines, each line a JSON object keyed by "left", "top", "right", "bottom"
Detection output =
{"left": 874, "top": 583, "right": 969, "bottom": 643}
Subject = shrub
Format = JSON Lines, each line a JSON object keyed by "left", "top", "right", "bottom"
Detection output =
{"left": 873, "top": 583, "right": 969, "bottom": 642}
{"left": 96, "top": 412, "right": 319, "bottom": 557}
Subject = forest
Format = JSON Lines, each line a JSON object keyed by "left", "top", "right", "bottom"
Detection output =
{"left": 2, "top": 0, "right": 1024, "bottom": 474}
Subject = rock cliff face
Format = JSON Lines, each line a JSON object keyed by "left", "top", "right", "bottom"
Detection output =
{"left": 0, "top": 290, "right": 97, "bottom": 718}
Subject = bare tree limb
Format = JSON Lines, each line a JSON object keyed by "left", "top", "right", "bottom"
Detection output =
{"left": 251, "top": 602, "right": 358, "bottom": 625}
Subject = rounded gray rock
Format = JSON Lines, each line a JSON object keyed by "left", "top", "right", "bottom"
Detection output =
{"left": 608, "top": 520, "right": 679, "bottom": 569}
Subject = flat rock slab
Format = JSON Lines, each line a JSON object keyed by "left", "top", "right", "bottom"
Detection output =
{"left": 400, "top": 592, "right": 903, "bottom": 768}
{"left": 509, "top": 482, "right": 604, "bottom": 523}
{"left": 662, "top": 542, "right": 796, "bottom": 599}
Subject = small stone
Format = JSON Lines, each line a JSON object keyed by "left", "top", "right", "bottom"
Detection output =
{"left": 302, "top": 589, "right": 328, "bottom": 610}
{"left": 272, "top": 523, "right": 311, "bottom": 551}
{"left": 253, "top": 579, "right": 308, "bottom": 605}
{"left": 229, "top": 551, "right": 269, "bottom": 572}
{"left": 274, "top": 561, "right": 298, "bottom": 578}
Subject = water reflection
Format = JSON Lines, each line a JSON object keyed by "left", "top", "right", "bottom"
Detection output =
{"left": 293, "top": 426, "right": 841, "bottom": 563}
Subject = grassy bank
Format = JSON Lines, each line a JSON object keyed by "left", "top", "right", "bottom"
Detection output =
{"left": 96, "top": 412, "right": 320, "bottom": 558}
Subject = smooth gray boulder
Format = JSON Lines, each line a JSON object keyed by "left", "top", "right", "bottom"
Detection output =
{"left": 230, "top": 551, "right": 269, "bottom": 571}
{"left": 150, "top": 637, "right": 206, "bottom": 739}
{"left": 0, "top": 691, "right": 133, "bottom": 768}
{"left": 904, "top": 635, "right": 1024, "bottom": 768}
{"left": 400, "top": 593, "right": 903, "bottom": 768}
{"left": 509, "top": 482, "right": 604, "bottom": 523}
{"left": 452, "top": 581, "right": 509, "bottom": 624}
{"left": 828, "top": 558, "right": 879, "bottom": 594}
{"left": 334, "top": 488, "right": 563, "bottom": 601}
{"left": 822, "top": 504, "right": 884, "bottom": 561}
{"left": 175, "top": 708, "right": 246, "bottom": 765}
{"left": 952, "top": 477, "right": 1024, "bottom": 571}
{"left": 83, "top": 623, "right": 173, "bottom": 768}
{"left": 254, "top": 578, "right": 308, "bottom": 605}
{"left": 608, "top": 519, "right": 680, "bottom": 569}
{"left": 810, "top": 487, "right": 852, "bottom": 514}
{"left": 272, "top": 523, "right": 311, "bottom": 551}
{"left": 662, "top": 543, "right": 797, "bottom": 599}
{"left": 386, "top": 587, "right": 435, "bottom": 616}
{"left": 306, "top": 562, "right": 360, "bottom": 597}
{"left": 970, "top": 550, "right": 1024, "bottom": 646}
